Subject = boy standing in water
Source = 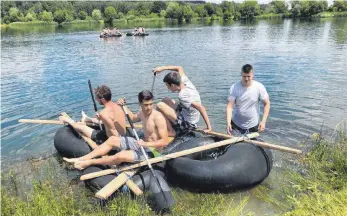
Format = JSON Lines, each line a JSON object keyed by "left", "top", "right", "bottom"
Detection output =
{"left": 64, "top": 90, "right": 170, "bottom": 170}
{"left": 59, "top": 85, "right": 126, "bottom": 144}
{"left": 226, "top": 64, "right": 270, "bottom": 135}
{"left": 153, "top": 66, "right": 212, "bottom": 136}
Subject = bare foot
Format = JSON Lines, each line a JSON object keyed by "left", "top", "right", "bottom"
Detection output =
{"left": 59, "top": 116, "right": 75, "bottom": 125}
{"left": 81, "top": 110, "right": 87, "bottom": 122}
{"left": 74, "top": 160, "right": 92, "bottom": 170}
{"left": 81, "top": 110, "right": 93, "bottom": 123}
{"left": 63, "top": 157, "right": 80, "bottom": 163}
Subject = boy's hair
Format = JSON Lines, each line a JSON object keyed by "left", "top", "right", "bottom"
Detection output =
{"left": 242, "top": 64, "right": 253, "bottom": 73}
{"left": 94, "top": 85, "right": 112, "bottom": 101}
{"left": 163, "top": 72, "right": 181, "bottom": 86}
{"left": 138, "top": 90, "right": 154, "bottom": 103}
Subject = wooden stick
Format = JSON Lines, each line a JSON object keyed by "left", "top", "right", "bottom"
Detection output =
{"left": 95, "top": 170, "right": 139, "bottom": 199}
{"left": 80, "top": 132, "right": 259, "bottom": 180}
{"left": 19, "top": 119, "right": 64, "bottom": 125}
{"left": 18, "top": 118, "right": 142, "bottom": 128}
{"left": 196, "top": 129, "right": 302, "bottom": 154}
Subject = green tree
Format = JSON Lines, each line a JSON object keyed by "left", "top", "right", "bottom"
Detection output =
{"left": 25, "top": 11, "right": 37, "bottom": 21}
{"left": 104, "top": 6, "right": 117, "bottom": 23}
{"left": 220, "top": 1, "right": 235, "bottom": 19}
{"left": 136, "top": 2, "right": 150, "bottom": 16}
{"left": 29, "top": 2, "right": 43, "bottom": 14}
{"left": 38, "top": 10, "right": 53, "bottom": 22}
{"left": 166, "top": 2, "right": 184, "bottom": 21}
{"left": 160, "top": 9, "right": 167, "bottom": 18}
{"left": 183, "top": 5, "right": 194, "bottom": 21}
{"left": 9, "top": 7, "right": 21, "bottom": 22}
{"left": 91, "top": 9, "right": 102, "bottom": 20}
{"left": 204, "top": 3, "right": 215, "bottom": 16}
{"left": 332, "top": 0, "right": 347, "bottom": 12}
{"left": 270, "top": 0, "right": 288, "bottom": 14}
{"left": 239, "top": 1, "right": 261, "bottom": 19}
{"left": 54, "top": 9, "right": 66, "bottom": 23}
{"left": 78, "top": 10, "right": 87, "bottom": 20}
{"left": 53, "top": 9, "right": 74, "bottom": 24}
{"left": 151, "top": 1, "right": 167, "bottom": 13}
{"left": 291, "top": 1, "right": 302, "bottom": 17}
{"left": 194, "top": 4, "right": 208, "bottom": 17}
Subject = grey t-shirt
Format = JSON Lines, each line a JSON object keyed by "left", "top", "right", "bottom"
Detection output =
{"left": 228, "top": 80, "right": 269, "bottom": 129}
{"left": 178, "top": 75, "right": 201, "bottom": 125}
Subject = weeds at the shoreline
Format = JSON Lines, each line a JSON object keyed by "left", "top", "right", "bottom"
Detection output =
{"left": 256, "top": 121, "right": 347, "bottom": 216}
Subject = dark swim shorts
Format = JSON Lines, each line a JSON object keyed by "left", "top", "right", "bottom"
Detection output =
{"left": 91, "top": 129, "right": 108, "bottom": 144}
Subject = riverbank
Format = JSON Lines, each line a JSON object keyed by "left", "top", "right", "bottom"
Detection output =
{"left": 3, "top": 13, "right": 347, "bottom": 29}
{"left": 2, "top": 123, "right": 346, "bottom": 215}
{"left": 256, "top": 122, "right": 347, "bottom": 215}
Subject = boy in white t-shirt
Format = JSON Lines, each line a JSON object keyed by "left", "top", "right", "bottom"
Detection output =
{"left": 226, "top": 64, "right": 271, "bottom": 135}
{"left": 153, "top": 66, "right": 212, "bottom": 136}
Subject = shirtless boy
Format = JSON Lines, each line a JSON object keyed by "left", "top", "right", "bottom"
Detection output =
{"left": 59, "top": 85, "right": 126, "bottom": 144}
{"left": 63, "top": 90, "right": 169, "bottom": 170}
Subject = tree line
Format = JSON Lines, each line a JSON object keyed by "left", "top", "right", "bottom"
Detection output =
{"left": 1, "top": 1, "right": 347, "bottom": 25}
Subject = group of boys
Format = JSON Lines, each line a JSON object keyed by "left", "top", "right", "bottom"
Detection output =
{"left": 133, "top": 27, "right": 146, "bottom": 35}
{"left": 62, "top": 64, "right": 270, "bottom": 170}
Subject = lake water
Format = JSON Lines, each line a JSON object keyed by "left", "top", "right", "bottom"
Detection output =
{"left": 1, "top": 18, "right": 347, "bottom": 214}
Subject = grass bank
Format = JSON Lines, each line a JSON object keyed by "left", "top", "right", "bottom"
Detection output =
{"left": 1, "top": 155, "right": 252, "bottom": 216}
{"left": 2, "top": 122, "right": 346, "bottom": 215}
{"left": 313, "top": 11, "right": 347, "bottom": 18}
{"left": 256, "top": 13, "right": 283, "bottom": 19}
{"left": 255, "top": 122, "right": 347, "bottom": 215}
{"left": 8, "top": 21, "right": 58, "bottom": 27}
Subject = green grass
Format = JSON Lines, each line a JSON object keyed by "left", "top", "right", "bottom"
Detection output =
{"left": 1, "top": 156, "right": 253, "bottom": 216}
{"left": 255, "top": 122, "right": 347, "bottom": 215}
{"left": 62, "top": 20, "right": 103, "bottom": 25}
{"left": 2, "top": 122, "right": 346, "bottom": 216}
{"left": 8, "top": 21, "right": 58, "bottom": 27}
{"left": 313, "top": 11, "right": 347, "bottom": 18}
{"left": 256, "top": 13, "right": 283, "bottom": 19}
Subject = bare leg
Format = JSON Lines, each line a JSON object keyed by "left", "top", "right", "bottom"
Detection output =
{"left": 157, "top": 97, "right": 178, "bottom": 136}
{"left": 63, "top": 136, "right": 122, "bottom": 163}
{"left": 74, "top": 150, "right": 135, "bottom": 170}
{"left": 59, "top": 116, "right": 94, "bottom": 138}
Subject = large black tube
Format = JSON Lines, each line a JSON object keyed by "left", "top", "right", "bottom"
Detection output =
{"left": 165, "top": 137, "right": 273, "bottom": 192}
{"left": 54, "top": 126, "right": 92, "bottom": 158}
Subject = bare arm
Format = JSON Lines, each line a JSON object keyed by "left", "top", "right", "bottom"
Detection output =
{"left": 258, "top": 98, "right": 270, "bottom": 131}
{"left": 262, "top": 98, "right": 270, "bottom": 123}
{"left": 152, "top": 65, "right": 186, "bottom": 78}
{"left": 191, "top": 102, "right": 212, "bottom": 131}
{"left": 141, "top": 114, "right": 169, "bottom": 148}
{"left": 226, "top": 100, "right": 235, "bottom": 135}
{"left": 123, "top": 106, "right": 141, "bottom": 123}
{"left": 117, "top": 98, "right": 141, "bottom": 123}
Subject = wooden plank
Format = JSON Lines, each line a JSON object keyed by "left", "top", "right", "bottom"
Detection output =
{"left": 196, "top": 129, "right": 302, "bottom": 154}
{"left": 18, "top": 118, "right": 142, "bottom": 128}
{"left": 80, "top": 132, "right": 259, "bottom": 180}
{"left": 95, "top": 170, "right": 138, "bottom": 199}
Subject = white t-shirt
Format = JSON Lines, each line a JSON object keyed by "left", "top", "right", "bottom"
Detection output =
{"left": 228, "top": 80, "right": 269, "bottom": 129}
{"left": 178, "top": 75, "right": 201, "bottom": 125}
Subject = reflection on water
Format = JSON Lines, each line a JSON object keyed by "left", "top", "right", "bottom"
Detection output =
{"left": 1, "top": 18, "right": 347, "bottom": 162}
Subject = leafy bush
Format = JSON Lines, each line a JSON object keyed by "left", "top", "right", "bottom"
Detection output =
{"left": 104, "top": 6, "right": 117, "bottom": 23}
{"left": 38, "top": 10, "right": 53, "bottom": 22}
{"left": 78, "top": 10, "right": 87, "bottom": 20}
{"left": 91, "top": 9, "right": 101, "bottom": 20}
